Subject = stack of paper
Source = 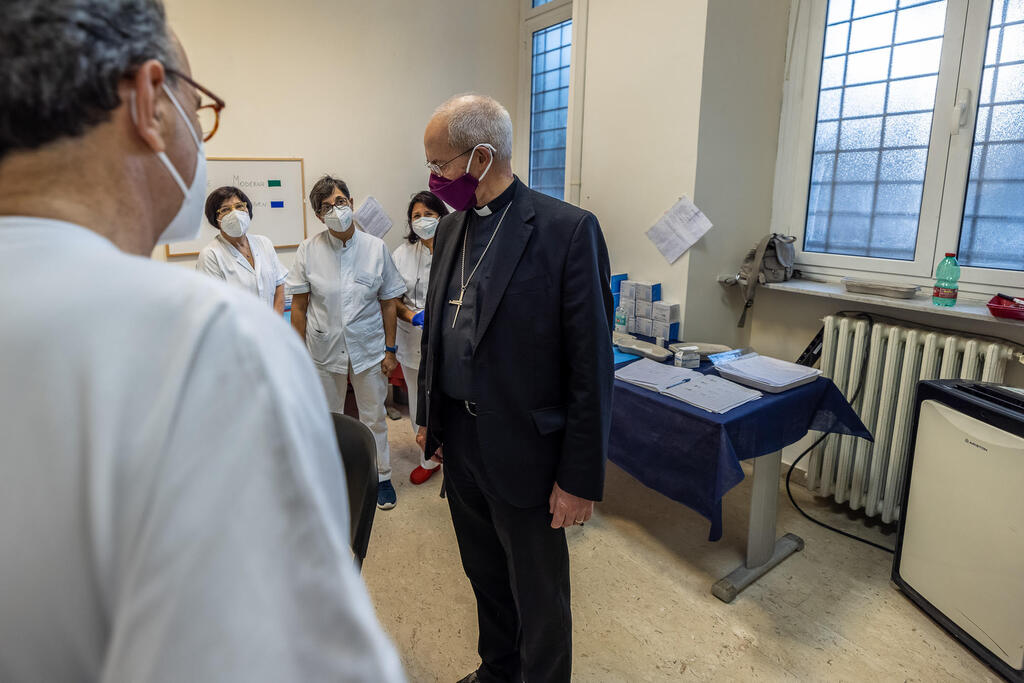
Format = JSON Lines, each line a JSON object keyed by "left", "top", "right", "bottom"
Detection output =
{"left": 717, "top": 354, "right": 820, "bottom": 393}
{"left": 614, "top": 358, "right": 701, "bottom": 392}
{"left": 661, "top": 375, "right": 762, "bottom": 413}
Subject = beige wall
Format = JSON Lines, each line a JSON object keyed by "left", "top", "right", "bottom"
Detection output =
{"left": 685, "top": 0, "right": 790, "bottom": 348}
{"left": 576, "top": 0, "right": 709, "bottom": 306}
{"left": 156, "top": 0, "right": 520, "bottom": 269}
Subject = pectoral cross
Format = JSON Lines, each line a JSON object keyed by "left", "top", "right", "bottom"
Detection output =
{"left": 448, "top": 290, "right": 465, "bottom": 327}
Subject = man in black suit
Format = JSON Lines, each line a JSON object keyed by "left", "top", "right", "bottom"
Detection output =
{"left": 415, "top": 94, "right": 613, "bottom": 683}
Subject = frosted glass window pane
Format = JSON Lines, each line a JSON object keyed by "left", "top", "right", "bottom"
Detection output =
{"left": 894, "top": 1, "right": 947, "bottom": 42}
{"left": 846, "top": 47, "right": 892, "bottom": 84}
{"left": 958, "top": 3, "right": 1024, "bottom": 271}
{"left": 837, "top": 151, "right": 881, "bottom": 180}
{"left": 841, "top": 116, "right": 884, "bottom": 149}
{"left": 850, "top": 13, "right": 896, "bottom": 52}
{"left": 843, "top": 83, "right": 887, "bottom": 116}
{"left": 887, "top": 75, "right": 939, "bottom": 113}
{"left": 825, "top": 23, "right": 850, "bottom": 56}
{"left": 891, "top": 38, "right": 942, "bottom": 79}
{"left": 880, "top": 148, "right": 928, "bottom": 180}
{"left": 806, "top": 0, "right": 945, "bottom": 259}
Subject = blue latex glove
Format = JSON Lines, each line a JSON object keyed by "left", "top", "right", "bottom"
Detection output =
{"left": 411, "top": 310, "right": 425, "bottom": 328}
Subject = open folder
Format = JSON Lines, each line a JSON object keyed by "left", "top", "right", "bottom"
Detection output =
{"left": 615, "top": 358, "right": 762, "bottom": 413}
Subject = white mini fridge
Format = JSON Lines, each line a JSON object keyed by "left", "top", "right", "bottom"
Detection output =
{"left": 893, "top": 380, "right": 1024, "bottom": 682}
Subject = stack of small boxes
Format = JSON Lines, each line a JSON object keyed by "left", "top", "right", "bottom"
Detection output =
{"left": 611, "top": 275, "right": 680, "bottom": 342}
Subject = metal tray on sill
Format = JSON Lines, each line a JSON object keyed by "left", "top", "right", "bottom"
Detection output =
{"left": 841, "top": 277, "right": 920, "bottom": 299}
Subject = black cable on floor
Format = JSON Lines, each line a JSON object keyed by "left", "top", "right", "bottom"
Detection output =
{"left": 785, "top": 312, "right": 896, "bottom": 554}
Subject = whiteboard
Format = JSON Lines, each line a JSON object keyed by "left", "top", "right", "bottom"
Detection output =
{"left": 166, "top": 157, "right": 307, "bottom": 257}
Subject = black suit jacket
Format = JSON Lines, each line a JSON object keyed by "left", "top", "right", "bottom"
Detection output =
{"left": 417, "top": 181, "right": 613, "bottom": 507}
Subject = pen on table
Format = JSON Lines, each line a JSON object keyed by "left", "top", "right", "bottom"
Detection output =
{"left": 995, "top": 292, "right": 1024, "bottom": 307}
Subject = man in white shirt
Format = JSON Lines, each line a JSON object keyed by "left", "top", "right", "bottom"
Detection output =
{"left": 288, "top": 176, "right": 407, "bottom": 510}
{"left": 0, "top": 1, "right": 403, "bottom": 681}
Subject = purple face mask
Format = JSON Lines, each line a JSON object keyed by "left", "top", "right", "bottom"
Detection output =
{"left": 428, "top": 143, "right": 495, "bottom": 211}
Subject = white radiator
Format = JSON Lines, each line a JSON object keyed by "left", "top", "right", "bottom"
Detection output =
{"left": 806, "top": 314, "right": 1014, "bottom": 523}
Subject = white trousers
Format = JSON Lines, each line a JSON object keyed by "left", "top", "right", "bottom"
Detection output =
{"left": 320, "top": 363, "right": 391, "bottom": 482}
{"left": 400, "top": 363, "right": 438, "bottom": 470}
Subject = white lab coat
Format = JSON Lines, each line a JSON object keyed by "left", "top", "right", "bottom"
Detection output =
{"left": 195, "top": 232, "right": 288, "bottom": 308}
{"left": 0, "top": 217, "right": 404, "bottom": 683}
{"left": 286, "top": 229, "right": 406, "bottom": 375}
{"left": 391, "top": 239, "right": 432, "bottom": 371}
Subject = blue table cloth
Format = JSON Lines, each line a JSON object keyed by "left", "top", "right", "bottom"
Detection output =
{"left": 608, "top": 362, "right": 872, "bottom": 541}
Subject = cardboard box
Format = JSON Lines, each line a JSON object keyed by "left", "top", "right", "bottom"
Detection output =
{"left": 633, "top": 281, "right": 652, "bottom": 301}
{"left": 610, "top": 273, "right": 629, "bottom": 293}
{"left": 652, "top": 301, "right": 680, "bottom": 323}
{"left": 652, "top": 321, "right": 680, "bottom": 341}
{"left": 613, "top": 292, "right": 620, "bottom": 309}
{"left": 623, "top": 298, "right": 636, "bottom": 316}
{"left": 626, "top": 317, "right": 638, "bottom": 334}
{"left": 637, "top": 317, "right": 653, "bottom": 337}
{"left": 619, "top": 280, "right": 636, "bottom": 300}
{"left": 636, "top": 300, "right": 653, "bottom": 319}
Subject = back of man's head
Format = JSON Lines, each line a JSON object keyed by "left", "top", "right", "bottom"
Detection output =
{"left": 0, "top": 0, "right": 176, "bottom": 163}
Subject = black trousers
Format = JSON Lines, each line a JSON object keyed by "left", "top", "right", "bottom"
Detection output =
{"left": 440, "top": 396, "right": 572, "bottom": 683}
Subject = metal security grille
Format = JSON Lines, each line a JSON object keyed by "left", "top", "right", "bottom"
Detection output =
{"left": 806, "top": 0, "right": 948, "bottom": 259}
{"left": 529, "top": 19, "right": 571, "bottom": 200}
{"left": 958, "top": 0, "right": 1024, "bottom": 271}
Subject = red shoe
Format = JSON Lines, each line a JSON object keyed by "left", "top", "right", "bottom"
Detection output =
{"left": 409, "top": 465, "right": 440, "bottom": 485}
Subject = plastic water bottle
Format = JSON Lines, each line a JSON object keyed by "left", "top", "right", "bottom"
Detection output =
{"left": 614, "top": 305, "right": 628, "bottom": 332}
{"left": 932, "top": 252, "right": 960, "bottom": 307}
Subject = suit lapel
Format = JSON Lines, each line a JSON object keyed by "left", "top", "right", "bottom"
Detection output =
{"left": 474, "top": 187, "right": 536, "bottom": 349}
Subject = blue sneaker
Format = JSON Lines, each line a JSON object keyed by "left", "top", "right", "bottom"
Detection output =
{"left": 377, "top": 480, "right": 397, "bottom": 510}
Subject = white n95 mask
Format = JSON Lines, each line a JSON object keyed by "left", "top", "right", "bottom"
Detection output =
{"left": 131, "top": 82, "right": 207, "bottom": 245}
{"left": 411, "top": 216, "right": 439, "bottom": 240}
{"left": 220, "top": 209, "right": 250, "bottom": 238}
{"left": 325, "top": 205, "right": 353, "bottom": 233}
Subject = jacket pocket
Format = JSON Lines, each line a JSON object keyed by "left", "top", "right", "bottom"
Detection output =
{"left": 530, "top": 405, "right": 567, "bottom": 436}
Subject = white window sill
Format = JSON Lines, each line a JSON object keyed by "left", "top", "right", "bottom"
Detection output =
{"left": 761, "top": 278, "right": 1024, "bottom": 328}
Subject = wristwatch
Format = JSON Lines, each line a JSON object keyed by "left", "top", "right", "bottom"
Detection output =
{"left": 385, "top": 345, "right": 398, "bottom": 354}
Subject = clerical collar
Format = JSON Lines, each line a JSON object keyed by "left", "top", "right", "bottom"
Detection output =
{"left": 472, "top": 177, "right": 518, "bottom": 216}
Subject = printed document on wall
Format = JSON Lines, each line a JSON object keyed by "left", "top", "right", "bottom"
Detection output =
{"left": 355, "top": 196, "right": 392, "bottom": 238}
{"left": 645, "top": 195, "right": 713, "bottom": 264}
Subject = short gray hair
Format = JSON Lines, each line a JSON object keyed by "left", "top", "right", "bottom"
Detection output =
{"left": 434, "top": 94, "right": 513, "bottom": 162}
{"left": 0, "top": 0, "right": 177, "bottom": 161}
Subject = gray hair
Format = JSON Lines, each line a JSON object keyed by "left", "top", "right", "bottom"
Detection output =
{"left": 0, "top": 0, "right": 177, "bottom": 161}
{"left": 434, "top": 94, "right": 514, "bottom": 162}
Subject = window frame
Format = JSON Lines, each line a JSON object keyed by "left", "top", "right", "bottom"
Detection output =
{"left": 772, "top": 0, "right": 1022, "bottom": 295}
{"left": 516, "top": 0, "right": 586, "bottom": 203}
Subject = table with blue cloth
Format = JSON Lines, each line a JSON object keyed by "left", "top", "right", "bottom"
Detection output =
{"left": 609, "top": 357, "right": 872, "bottom": 602}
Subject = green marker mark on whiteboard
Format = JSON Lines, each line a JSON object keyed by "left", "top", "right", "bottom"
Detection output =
{"left": 268, "top": 179, "right": 281, "bottom": 187}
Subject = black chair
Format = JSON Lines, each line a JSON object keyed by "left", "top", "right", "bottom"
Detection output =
{"left": 331, "top": 412, "right": 378, "bottom": 571}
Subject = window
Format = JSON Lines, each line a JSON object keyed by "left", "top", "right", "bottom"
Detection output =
{"left": 529, "top": 19, "right": 572, "bottom": 199}
{"left": 774, "top": 0, "right": 1024, "bottom": 293}
{"left": 532, "top": 0, "right": 557, "bottom": 6}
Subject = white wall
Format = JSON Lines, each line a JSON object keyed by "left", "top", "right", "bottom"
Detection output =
{"left": 156, "top": 0, "right": 520, "bottom": 269}
{"left": 576, "top": 0, "right": 709, "bottom": 306}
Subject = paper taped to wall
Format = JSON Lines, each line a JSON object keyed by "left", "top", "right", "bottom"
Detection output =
{"left": 645, "top": 195, "right": 713, "bottom": 264}
{"left": 355, "top": 196, "right": 392, "bottom": 238}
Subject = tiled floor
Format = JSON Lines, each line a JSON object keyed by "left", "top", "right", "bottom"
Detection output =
{"left": 361, "top": 413, "right": 997, "bottom": 682}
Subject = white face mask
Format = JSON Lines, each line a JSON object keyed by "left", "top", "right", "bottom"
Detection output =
{"left": 220, "top": 209, "right": 251, "bottom": 238}
{"left": 411, "top": 216, "right": 439, "bottom": 240}
{"left": 132, "top": 83, "right": 207, "bottom": 245}
{"left": 324, "top": 204, "right": 353, "bottom": 233}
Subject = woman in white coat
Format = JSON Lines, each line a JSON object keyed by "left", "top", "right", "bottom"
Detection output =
{"left": 392, "top": 191, "right": 448, "bottom": 485}
{"left": 196, "top": 186, "right": 288, "bottom": 312}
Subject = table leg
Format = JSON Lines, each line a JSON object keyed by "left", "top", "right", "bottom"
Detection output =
{"left": 711, "top": 451, "right": 804, "bottom": 603}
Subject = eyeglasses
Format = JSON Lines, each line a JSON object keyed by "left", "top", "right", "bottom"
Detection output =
{"left": 318, "top": 196, "right": 351, "bottom": 216}
{"left": 425, "top": 148, "right": 473, "bottom": 176}
{"left": 166, "top": 68, "right": 225, "bottom": 142}
{"left": 215, "top": 202, "right": 248, "bottom": 219}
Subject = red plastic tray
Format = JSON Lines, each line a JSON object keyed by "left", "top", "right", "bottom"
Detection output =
{"left": 986, "top": 295, "right": 1024, "bottom": 321}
